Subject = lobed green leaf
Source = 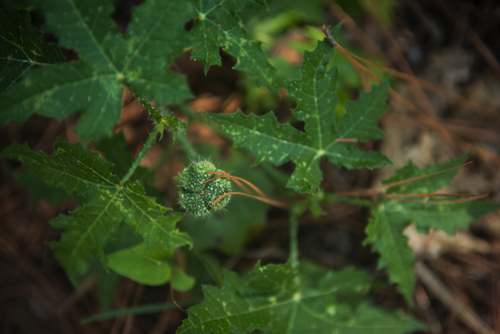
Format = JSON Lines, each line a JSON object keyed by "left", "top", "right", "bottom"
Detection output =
{"left": 0, "top": 8, "right": 64, "bottom": 93}
{"left": 383, "top": 155, "right": 468, "bottom": 194}
{"left": 206, "top": 40, "right": 391, "bottom": 194}
{"left": 190, "top": 0, "right": 277, "bottom": 91}
{"left": 0, "top": 140, "right": 191, "bottom": 283}
{"left": 178, "top": 261, "right": 426, "bottom": 333}
{"left": 50, "top": 192, "right": 123, "bottom": 284}
{"left": 0, "top": 0, "right": 193, "bottom": 142}
{"left": 366, "top": 157, "right": 500, "bottom": 305}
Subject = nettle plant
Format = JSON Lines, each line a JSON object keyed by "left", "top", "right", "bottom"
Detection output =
{"left": 1, "top": 1, "right": 498, "bottom": 333}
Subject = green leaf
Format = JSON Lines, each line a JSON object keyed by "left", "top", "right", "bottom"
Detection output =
{"left": 0, "top": 8, "right": 64, "bottom": 94}
{"left": 365, "top": 201, "right": 415, "bottom": 305}
{"left": 402, "top": 200, "right": 500, "bottom": 235}
{"left": 49, "top": 192, "right": 124, "bottom": 283}
{"left": 94, "top": 133, "right": 135, "bottom": 178}
{"left": 190, "top": 0, "right": 277, "bottom": 91}
{"left": 366, "top": 157, "right": 500, "bottom": 305}
{"left": 12, "top": 169, "right": 69, "bottom": 207}
{"left": 0, "top": 0, "right": 193, "bottom": 142}
{"left": 177, "top": 261, "right": 426, "bottom": 333}
{"left": 0, "top": 140, "right": 119, "bottom": 197}
{"left": 171, "top": 267, "right": 196, "bottom": 292}
{"left": 0, "top": 139, "right": 192, "bottom": 284}
{"left": 107, "top": 243, "right": 172, "bottom": 286}
{"left": 206, "top": 40, "right": 391, "bottom": 194}
{"left": 383, "top": 154, "right": 467, "bottom": 194}
{"left": 95, "top": 132, "right": 154, "bottom": 182}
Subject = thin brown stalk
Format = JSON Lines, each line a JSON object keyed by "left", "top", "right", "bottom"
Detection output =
{"left": 336, "top": 161, "right": 473, "bottom": 198}
{"left": 395, "top": 194, "right": 488, "bottom": 205}
{"left": 322, "top": 25, "right": 500, "bottom": 166}
{"left": 335, "top": 138, "right": 358, "bottom": 143}
{"left": 213, "top": 192, "right": 289, "bottom": 209}
{"left": 328, "top": 5, "right": 385, "bottom": 58}
{"left": 415, "top": 262, "right": 497, "bottom": 334}
{"left": 321, "top": 25, "right": 451, "bottom": 142}
{"left": 204, "top": 171, "right": 267, "bottom": 199}
{"left": 383, "top": 193, "right": 478, "bottom": 199}
{"left": 341, "top": 48, "right": 496, "bottom": 117}
{"left": 371, "top": 161, "right": 473, "bottom": 192}
{"left": 169, "top": 284, "right": 186, "bottom": 314}
{"left": 203, "top": 175, "right": 252, "bottom": 194}
{"left": 335, "top": 44, "right": 455, "bottom": 144}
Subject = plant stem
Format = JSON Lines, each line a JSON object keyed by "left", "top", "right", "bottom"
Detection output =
{"left": 289, "top": 199, "right": 299, "bottom": 269}
{"left": 176, "top": 131, "right": 198, "bottom": 160}
{"left": 120, "top": 126, "right": 160, "bottom": 185}
{"left": 177, "top": 104, "right": 230, "bottom": 139}
{"left": 121, "top": 80, "right": 162, "bottom": 123}
{"left": 152, "top": 140, "right": 178, "bottom": 173}
{"left": 415, "top": 262, "right": 497, "bottom": 334}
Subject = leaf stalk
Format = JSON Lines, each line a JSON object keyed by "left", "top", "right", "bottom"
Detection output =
{"left": 289, "top": 198, "right": 299, "bottom": 269}
{"left": 120, "top": 125, "right": 160, "bottom": 185}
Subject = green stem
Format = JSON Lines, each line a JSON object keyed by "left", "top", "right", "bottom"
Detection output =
{"left": 289, "top": 198, "right": 299, "bottom": 269}
{"left": 152, "top": 140, "right": 178, "bottom": 174}
{"left": 176, "top": 131, "right": 198, "bottom": 160}
{"left": 177, "top": 104, "right": 230, "bottom": 139}
{"left": 136, "top": 95, "right": 162, "bottom": 123}
{"left": 121, "top": 80, "right": 162, "bottom": 123}
{"left": 120, "top": 126, "right": 160, "bottom": 185}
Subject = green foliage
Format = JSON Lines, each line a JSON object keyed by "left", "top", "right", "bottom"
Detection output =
{"left": 11, "top": 169, "right": 69, "bottom": 207}
{"left": 178, "top": 261, "right": 426, "bottom": 333}
{"left": 107, "top": 242, "right": 195, "bottom": 289}
{"left": 365, "top": 156, "right": 500, "bottom": 305}
{"left": 206, "top": 40, "right": 391, "bottom": 194}
{"left": 0, "top": 8, "right": 64, "bottom": 93}
{"left": 0, "top": 0, "right": 193, "bottom": 142}
{"left": 1, "top": 1, "right": 498, "bottom": 332}
{"left": 191, "top": 0, "right": 277, "bottom": 91}
{"left": 95, "top": 132, "right": 154, "bottom": 183}
{"left": 107, "top": 243, "right": 173, "bottom": 286}
{"left": 0, "top": 139, "right": 191, "bottom": 284}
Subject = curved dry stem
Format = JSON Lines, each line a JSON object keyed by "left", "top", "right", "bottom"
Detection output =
{"left": 340, "top": 47, "right": 497, "bottom": 117}
{"left": 323, "top": 26, "right": 500, "bottom": 165}
{"left": 335, "top": 44, "right": 455, "bottom": 144}
{"left": 204, "top": 171, "right": 268, "bottom": 199}
{"left": 337, "top": 162, "right": 473, "bottom": 198}
{"left": 202, "top": 171, "right": 288, "bottom": 209}
{"left": 383, "top": 193, "right": 478, "bottom": 199}
{"left": 394, "top": 193, "right": 488, "bottom": 205}
{"left": 373, "top": 161, "right": 473, "bottom": 192}
{"left": 213, "top": 192, "right": 289, "bottom": 209}
{"left": 334, "top": 162, "right": 486, "bottom": 204}
{"left": 228, "top": 178, "right": 250, "bottom": 194}
{"left": 203, "top": 175, "right": 252, "bottom": 194}
{"left": 334, "top": 138, "right": 358, "bottom": 143}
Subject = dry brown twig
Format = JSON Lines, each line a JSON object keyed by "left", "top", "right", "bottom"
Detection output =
{"left": 415, "top": 262, "right": 497, "bottom": 334}
{"left": 321, "top": 25, "right": 500, "bottom": 166}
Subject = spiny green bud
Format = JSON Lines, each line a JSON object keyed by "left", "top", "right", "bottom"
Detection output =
{"left": 178, "top": 160, "right": 231, "bottom": 217}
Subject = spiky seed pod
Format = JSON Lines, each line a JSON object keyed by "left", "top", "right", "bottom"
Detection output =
{"left": 178, "top": 160, "right": 231, "bottom": 217}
